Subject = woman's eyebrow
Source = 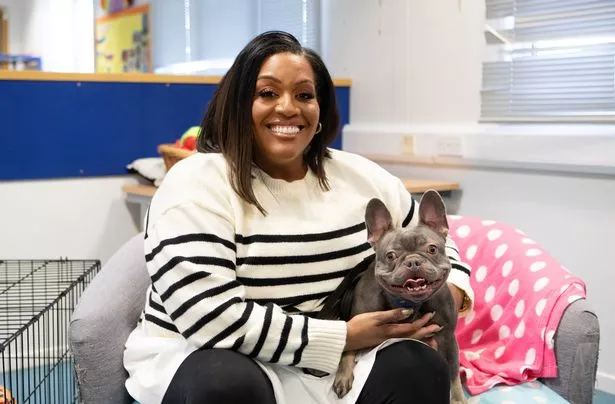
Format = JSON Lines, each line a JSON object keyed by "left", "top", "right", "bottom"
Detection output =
{"left": 256, "top": 75, "right": 314, "bottom": 86}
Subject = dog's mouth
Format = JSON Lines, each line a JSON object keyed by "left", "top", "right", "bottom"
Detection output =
{"left": 388, "top": 275, "right": 445, "bottom": 299}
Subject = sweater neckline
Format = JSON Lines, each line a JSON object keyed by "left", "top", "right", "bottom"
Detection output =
{"left": 253, "top": 165, "right": 320, "bottom": 196}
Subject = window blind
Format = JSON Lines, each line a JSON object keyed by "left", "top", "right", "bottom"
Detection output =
{"left": 482, "top": 0, "right": 615, "bottom": 122}
{"left": 259, "top": 0, "right": 321, "bottom": 52}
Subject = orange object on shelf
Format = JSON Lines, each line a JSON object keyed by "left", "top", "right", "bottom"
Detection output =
{"left": 157, "top": 143, "right": 195, "bottom": 171}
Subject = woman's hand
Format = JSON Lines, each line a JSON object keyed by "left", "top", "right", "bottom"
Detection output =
{"left": 344, "top": 309, "right": 440, "bottom": 352}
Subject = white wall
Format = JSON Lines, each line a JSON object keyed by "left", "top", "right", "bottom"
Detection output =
{"left": 20, "top": 0, "right": 95, "bottom": 72}
{"left": 322, "top": 0, "right": 483, "bottom": 124}
{"left": 322, "top": 0, "right": 615, "bottom": 394}
{"left": 0, "top": 176, "right": 142, "bottom": 263}
{"left": 2, "top": 0, "right": 95, "bottom": 72}
{"left": 0, "top": 0, "right": 26, "bottom": 53}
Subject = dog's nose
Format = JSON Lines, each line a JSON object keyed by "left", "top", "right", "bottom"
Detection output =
{"left": 405, "top": 256, "right": 424, "bottom": 269}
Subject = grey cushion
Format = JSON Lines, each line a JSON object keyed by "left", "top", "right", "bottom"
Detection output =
{"left": 540, "top": 298, "right": 600, "bottom": 404}
{"left": 69, "top": 233, "right": 149, "bottom": 404}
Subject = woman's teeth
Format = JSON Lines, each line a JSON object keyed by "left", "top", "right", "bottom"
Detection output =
{"left": 270, "top": 125, "right": 301, "bottom": 134}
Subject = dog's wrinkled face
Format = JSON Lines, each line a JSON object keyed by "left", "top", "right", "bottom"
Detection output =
{"left": 365, "top": 190, "right": 451, "bottom": 303}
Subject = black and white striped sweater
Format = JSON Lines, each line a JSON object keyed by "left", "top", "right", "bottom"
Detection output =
{"left": 140, "top": 149, "right": 473, "bottom": 375}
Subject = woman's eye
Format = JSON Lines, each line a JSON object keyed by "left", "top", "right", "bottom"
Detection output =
{"left": 297, "top": 92, "right": 315, "bottom": 101}
{"left": 385, "top": 251, "right": 397, "bottom": 261}
{"left": 428, "top": 245, "right": 438, "bottom": 254}
{"left": 258, "top": 89, "right": 277, "bottom": 98}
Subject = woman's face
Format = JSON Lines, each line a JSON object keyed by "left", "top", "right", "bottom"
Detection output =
{"left": 251, "top": 52, "right": 320, "bottom": 179}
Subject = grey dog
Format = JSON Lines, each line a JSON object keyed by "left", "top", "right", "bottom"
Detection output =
{"left": 332, "top": 190, "right": 467, "bottom": 404}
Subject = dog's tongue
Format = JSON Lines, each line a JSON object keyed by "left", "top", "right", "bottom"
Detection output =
{"left": 403, "top": 278, "right": 426, "bottom": 288}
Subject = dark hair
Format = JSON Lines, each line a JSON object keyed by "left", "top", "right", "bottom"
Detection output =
{"left": 197, "top": 31, "right": 340, "bottom": 214}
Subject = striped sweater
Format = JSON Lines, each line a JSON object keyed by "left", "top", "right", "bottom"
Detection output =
{"left": 140, "top": 149, "right": 473, "bottom": 375}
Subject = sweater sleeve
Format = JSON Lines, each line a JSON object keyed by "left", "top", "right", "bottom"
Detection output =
{"left": 143, "top": 163, "right": 347, "bottom": 373}
{"left": 389, "top": 178, "right": 475, "bottom": 315}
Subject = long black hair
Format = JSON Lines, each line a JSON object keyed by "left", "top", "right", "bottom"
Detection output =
{"left": 197, "top": 31, "right": 340, "bottom": 214}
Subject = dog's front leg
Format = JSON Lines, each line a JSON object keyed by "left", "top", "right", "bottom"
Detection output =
{"left": 332, "top": 351, "right": 357, "bottom": 398}
{"left": 450, "top": 374, "right": 467, "bottom": 404}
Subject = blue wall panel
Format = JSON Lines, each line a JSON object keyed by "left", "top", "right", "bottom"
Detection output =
{"left": 0, "top": 79, "right": 349, "bottom": 180}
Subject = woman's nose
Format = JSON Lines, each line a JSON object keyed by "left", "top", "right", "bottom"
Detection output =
{"left": 275, "top": 93, "right": 298, "bottom": 116}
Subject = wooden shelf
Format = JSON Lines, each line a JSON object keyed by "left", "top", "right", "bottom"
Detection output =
{"left": 122, "top": 179, "right": 459, "bottom": 201}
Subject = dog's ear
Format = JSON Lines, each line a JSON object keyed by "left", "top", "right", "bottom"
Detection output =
{"left": 418, "top": 190, "right": 449, "bottom": 238}
{"left": 365, "top": 198, "right": 393, "bottom": 246}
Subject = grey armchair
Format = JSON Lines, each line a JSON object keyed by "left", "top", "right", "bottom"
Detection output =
{"left": 69, "top": 232, "right": 600, "bottom": 404}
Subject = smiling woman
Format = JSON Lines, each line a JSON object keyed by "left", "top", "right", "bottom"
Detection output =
{"left": 122, "top": 31, "right": 473, "bottom": 404}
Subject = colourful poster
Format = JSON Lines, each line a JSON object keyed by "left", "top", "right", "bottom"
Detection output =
{"left": 95, "top": 3, "right": 151, "bottom": 73}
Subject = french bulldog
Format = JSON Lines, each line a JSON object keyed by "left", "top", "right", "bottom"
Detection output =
{"left": 332, "top": 190, "right": 467, "bottom": 404}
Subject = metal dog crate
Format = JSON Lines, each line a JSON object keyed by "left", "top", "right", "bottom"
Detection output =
{"left": 0, "top": 259, "right": 100, "bottom": 403}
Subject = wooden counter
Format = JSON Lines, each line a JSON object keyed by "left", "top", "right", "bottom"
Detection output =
{"left": 123, "top": 179, "right": 459, "bottom": 200}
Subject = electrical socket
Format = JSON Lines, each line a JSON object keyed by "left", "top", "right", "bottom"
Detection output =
{"left": 436, "top": 135, "right": 463, "bottom": 157}
{"left": 402, "top": 135, "right": 415, "bottom": 155}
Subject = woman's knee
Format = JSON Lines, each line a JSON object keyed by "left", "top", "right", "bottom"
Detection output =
{"left": 162, "top": 349, "right": 276, "bottom": 404}
{"left": 360, "top": 340, "right": 451, "bottom": 403}
{"left": 377, "top": 340, "right": 450, "bottom": 380}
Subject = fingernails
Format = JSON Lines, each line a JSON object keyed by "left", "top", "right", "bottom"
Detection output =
{"left": 428, "top": 311, "right": 436, "bottom": 319}
{"left": 401, "top": 309, "right": 414, "bottom": 317}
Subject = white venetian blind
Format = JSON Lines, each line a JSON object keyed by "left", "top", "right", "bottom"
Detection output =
{"left": 259, "top": 0, "right": 321, "bottom": 52}
{"left": 482, "top": 0, "right": 615, "bottom": 122}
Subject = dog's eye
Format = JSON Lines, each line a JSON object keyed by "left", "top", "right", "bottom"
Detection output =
{"left": 385, "top": 251, "right": 397, "bottom": 261}
{"left": 427, "top": 244, "right": 438, "bottom": 254}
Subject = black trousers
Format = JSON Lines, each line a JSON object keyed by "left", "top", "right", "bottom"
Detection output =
{"left": 162, "top": 340, "right": 451, "bottom": 404}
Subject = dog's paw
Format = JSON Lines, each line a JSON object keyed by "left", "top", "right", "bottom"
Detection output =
{"left": 332, "top": 373, "right": 354, "bottom": 399}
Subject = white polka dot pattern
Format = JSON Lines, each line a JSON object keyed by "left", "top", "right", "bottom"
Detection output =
{"left": 456, "top": 225, "right": 471, "bottom": 238}
{"left": 476, "top": 266, "right": 488, "bottom": 283}
{"left": 447, "top": 215, "right": 587, "bottom": 395}
{"left": 526, "top": 248, "right": 542, "bottom": 257}
{"left": 533, "top": 277, "right": 549, "bottom": 292}
{"left": 495, "top": 244, "right": 508, "bottom": 258}
{"left": 514, "top": 300, "right": 525, "bottom": 318}
{"left": 502, "top": 260, "right": 513, "bottom": 277}
{"left": 499, "top": 325, "right": 510, "bottom": 339}
{"left": 471, "top": 329, "right": 483, "bottom": 344}
{"left": 535, "top": 299, "right": 547, "bottom": 316}
{"left": 530, "top": 261, "right": 546, "bottom": 272}
{"left": 485, "top": 285, "right": 496, "bottom": 303}
{"left": 487, "top": 229, "right": 502, "bottom": 241}
{"left": 491, "top": 305, "right": 503, "bottom": 322}
{"left": 508, "top": 279, "right": 519, "bottom": 297}
{"left": 514, "top": 320, "right": 526, "bottom": 338}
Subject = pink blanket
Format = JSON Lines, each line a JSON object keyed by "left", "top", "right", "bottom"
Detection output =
{"left": 448, "top": 216, "right": 586, "bottom": 395}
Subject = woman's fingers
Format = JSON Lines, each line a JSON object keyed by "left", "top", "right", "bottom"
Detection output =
{"left": 409, "top": 324, "right": 442, "bottom": 340}
{"left": 374, "top": 308, "right": 414, "bottom": 324}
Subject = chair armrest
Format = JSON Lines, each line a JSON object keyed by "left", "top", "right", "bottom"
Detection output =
{"left": 69, "top": 233, "right": 150, "bottom": 404}
{"left": 539, "top": 298, "right": 600, "bottom": 404}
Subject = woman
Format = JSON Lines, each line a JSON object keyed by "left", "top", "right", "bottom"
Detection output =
{"left": 123, "top": 31, "right": 473, "bottom": 404}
